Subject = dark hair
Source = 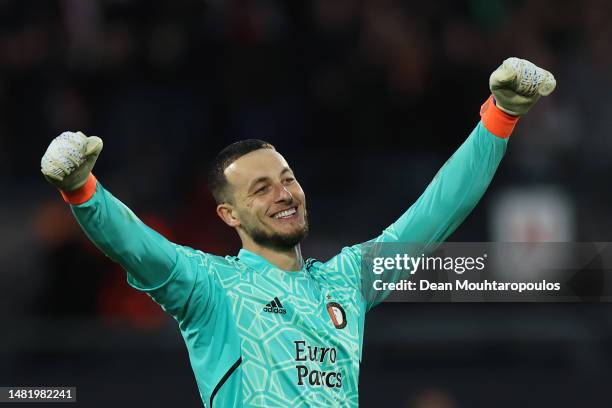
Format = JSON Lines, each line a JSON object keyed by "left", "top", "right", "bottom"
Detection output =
{"left": 208, "top": 139, "right": 276, "bottom": 204}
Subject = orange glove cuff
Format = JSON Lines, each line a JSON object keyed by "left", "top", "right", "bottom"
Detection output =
{"left": 60, "top": 173, "right": 97, "bottom": 205}
{"left": 480, "top": 95, "right": 520, "bottom": 138}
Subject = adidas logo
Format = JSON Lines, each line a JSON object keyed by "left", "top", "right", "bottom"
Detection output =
{"left": 263, "top": 297, "right": 287, "bottom": 314}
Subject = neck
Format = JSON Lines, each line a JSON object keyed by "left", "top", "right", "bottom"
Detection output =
{"left": 242, "top": 241, "right": 304, "bottom": 271}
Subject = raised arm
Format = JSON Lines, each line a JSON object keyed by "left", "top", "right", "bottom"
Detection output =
{"left": 347, "top": 102, "right": 513, "bottom": 310}
{"left": 375, "top": 104, "right": 510, "bottom": 248}
{"left": 40, "top": 132, "right": 176, "bottom": 289}
{"left": 335, "top": 58, "right": 557, "bottom": 310}
{"left": 376, "top": 57, "right": 556, "bottom": 247}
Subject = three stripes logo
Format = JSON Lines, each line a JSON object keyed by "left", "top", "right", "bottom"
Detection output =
{"left": 263, "top": 297, "right": 287, "bottom": 314}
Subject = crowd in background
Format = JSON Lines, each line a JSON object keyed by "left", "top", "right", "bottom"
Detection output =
{"left": 2, "top": 1, "right": 612, "bottom": 406}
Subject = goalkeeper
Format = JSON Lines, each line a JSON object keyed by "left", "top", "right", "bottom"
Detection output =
{"left": 40, "top": 58, "right": 555, "bottom": 407}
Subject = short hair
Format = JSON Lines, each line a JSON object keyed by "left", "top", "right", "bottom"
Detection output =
{"left": 208, "top": 139, "right": 276, "bottom": 204}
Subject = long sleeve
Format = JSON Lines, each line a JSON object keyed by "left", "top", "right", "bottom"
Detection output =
{"left": 373, "top": 95, "right": 517, "bottom": 247}
{"left": 374, "top": 120, "right": 508, "bottom": 247}
{"left": 67, "top": 176, "right": 178, "bottom": 289}
{"left": 329, "top": 97, "right": 519, "bottom": 311}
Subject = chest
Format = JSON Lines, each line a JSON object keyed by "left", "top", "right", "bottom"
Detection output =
{"left": 224, "top": 271, "right": 362, "bottom": 360}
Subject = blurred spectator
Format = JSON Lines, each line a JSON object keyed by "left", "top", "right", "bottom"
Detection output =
{"left": 3, "top": 1, "right": 612, "bottom": 407}
{"left": 2, "top": 0, "right": 612, "bottom": 321}
{"left": 406, "top": 387, "right": 458, "bottom": 408}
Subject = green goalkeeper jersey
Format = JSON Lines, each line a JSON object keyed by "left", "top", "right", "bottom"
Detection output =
{"left": 69, "top": 121, "right": 508, "bottom": 407}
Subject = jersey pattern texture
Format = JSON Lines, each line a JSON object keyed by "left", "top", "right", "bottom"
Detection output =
{"left": 69, "top": 121, "right": 508, "bottom": 407}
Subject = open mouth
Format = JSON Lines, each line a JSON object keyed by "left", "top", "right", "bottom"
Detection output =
{"left": 271, "top": 207, "right": 297, "bottom": 219}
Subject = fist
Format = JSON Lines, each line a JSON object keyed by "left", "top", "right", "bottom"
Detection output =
{"left": 41, "top": 131, "right": 103, "bottom": 191}
{"left": 490, "top": 57, "right": 556, "bottom": 116}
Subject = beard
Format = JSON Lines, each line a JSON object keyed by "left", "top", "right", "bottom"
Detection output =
{"left": 243, "top": 211, "right": 309, "bottom": 251}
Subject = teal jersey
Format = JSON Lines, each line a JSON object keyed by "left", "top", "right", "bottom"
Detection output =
{"left": 69, "top": 122, "right": 507, "bottom": 407}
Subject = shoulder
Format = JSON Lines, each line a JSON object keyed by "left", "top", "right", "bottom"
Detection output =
{"left": 323, "top": 245, "right": 363, "bottom": 269}
{"left": 306, "top": 245, "right": 363, "bottom": 285}
{"left": 173, "top": 244, "right": 245, "bottom": 279}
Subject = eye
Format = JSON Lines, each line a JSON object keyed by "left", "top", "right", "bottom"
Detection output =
{"left": 255, "top": 185, "right": 269, "bottom": 194}
{"left": 283, "top": 177, "right": 295, "bottom": 184}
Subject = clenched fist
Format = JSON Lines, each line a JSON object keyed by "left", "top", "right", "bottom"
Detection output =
{"left": 41, "top": 131, "right": 103, "bottom": 192}
{"left": 490, "top": 57, "right": 556, "bottom": 116}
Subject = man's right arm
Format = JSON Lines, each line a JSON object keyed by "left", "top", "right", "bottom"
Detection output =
{"left": 64, "top": 174, "right": 178, "bottom": 289}
{"left": 41, "top": 132, "right": 186, "bottom": 301}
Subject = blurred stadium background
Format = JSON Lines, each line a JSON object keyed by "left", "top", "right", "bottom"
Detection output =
{"left": 2, "top": 0, "right": 612, "bottom": 406}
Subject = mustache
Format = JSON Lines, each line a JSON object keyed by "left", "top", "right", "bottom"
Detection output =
{"left": 249, "top": 209, "right": 310, "bottom": 250}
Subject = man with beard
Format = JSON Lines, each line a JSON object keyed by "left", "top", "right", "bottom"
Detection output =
{"left": 40, "top": 58, "right": 555, "bottom": 407}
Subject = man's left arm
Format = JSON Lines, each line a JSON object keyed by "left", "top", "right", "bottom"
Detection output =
{"left": 334, "top": 58, "right": 557, "bottom": 311}
{"left": 375, "top": 100, "right": 511, "bottom": 248}
{"left": 376, "top": 57, "right": 556, "bottom": 247}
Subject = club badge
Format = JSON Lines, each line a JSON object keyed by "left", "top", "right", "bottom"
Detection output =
{"left": 326, "top": 302, "right": 347, "bottom": 329}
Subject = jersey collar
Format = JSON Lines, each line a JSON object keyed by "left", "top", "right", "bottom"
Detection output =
{"left": 237, "top": 248, "right": 306, "bottom": 274}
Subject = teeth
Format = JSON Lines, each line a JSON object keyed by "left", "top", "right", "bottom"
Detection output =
{"left": 274, "top": 208, "right": 296, "bottom": 219}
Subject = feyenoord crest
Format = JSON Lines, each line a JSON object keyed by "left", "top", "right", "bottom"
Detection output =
{"left": 326, "top": 302, "right": 347, "bottom": 329}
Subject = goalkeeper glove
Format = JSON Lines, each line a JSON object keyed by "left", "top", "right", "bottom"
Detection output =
{"left": 41, "top": 131, "right": 103, "bottom": 192}
{"left": 490, "top": 57, "right": 556, "bottom": 116}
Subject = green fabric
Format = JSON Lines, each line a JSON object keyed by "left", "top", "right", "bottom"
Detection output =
{"left": 70, "top": 121, "right": 507, "bottom": 407}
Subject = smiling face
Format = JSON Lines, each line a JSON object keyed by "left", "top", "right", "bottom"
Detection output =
{"left": 218, "top": 148, "right": 308, "bottom": 251}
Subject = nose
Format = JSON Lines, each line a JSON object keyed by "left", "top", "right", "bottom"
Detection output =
{"left": 275, "top": 184, "right": 293, "bottom": 203}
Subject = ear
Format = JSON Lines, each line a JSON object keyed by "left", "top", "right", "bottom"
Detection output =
{"left": 217, "top": 203, "right": 241, "bottom": 228}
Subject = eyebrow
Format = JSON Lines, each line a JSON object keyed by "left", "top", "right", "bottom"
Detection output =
{"left": 247, "top": 167, "right": 293, "bottom": 192}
